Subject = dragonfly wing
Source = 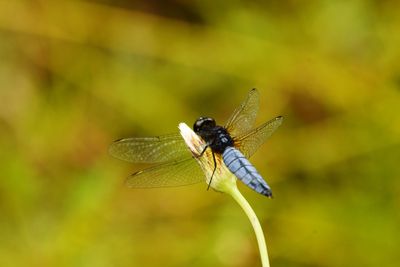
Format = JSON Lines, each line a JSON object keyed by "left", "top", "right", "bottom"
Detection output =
{"left": 109, "top": 133, "right": 189, "bottom": 163}
{"left": 225, "top": 88, "right": 260, "bottom": 138}
{"left": 125, "top": 157, "right": 205, "bottom": 188}
{"left": 235, "top": 116, "right": 283, "bottom": 158}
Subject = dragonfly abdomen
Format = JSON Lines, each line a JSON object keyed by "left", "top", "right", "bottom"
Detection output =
{"left": 222, "top": 147, "right": 272, "bottom": 197}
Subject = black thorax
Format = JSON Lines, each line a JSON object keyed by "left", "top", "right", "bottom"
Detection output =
{"left": 196, "top": 125, "right": 234, "bottom": 154}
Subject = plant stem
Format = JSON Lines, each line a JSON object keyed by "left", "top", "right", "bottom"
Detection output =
{"left": 226, "top": 185, "right": 271, "bottom": 267}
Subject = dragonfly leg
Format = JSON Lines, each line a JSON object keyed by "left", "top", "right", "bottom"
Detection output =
{"left": 207, "top": 151, "right": 217, "bottom": 191}
{"left": 193, "top": 145, "right": 208, "bottom": 158}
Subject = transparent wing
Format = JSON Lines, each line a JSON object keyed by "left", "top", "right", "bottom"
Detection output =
{"left": 235, "top": 116, "right": 283, "bottom": 158}
{"left": 125, "top": 157, "right": 205, "bottom": 188}
{"left": 225, "top": 88, "right": 260, "bottom": 138}
{"left": 109, "top": 133, "right": 189, "bottom": 163}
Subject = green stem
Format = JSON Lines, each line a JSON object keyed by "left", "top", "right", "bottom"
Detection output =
{"left": 227, "top": 185, "right": 271, "bottom": 267}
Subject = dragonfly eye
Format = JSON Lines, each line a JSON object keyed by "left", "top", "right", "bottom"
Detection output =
{"left": 193, "top": 117, "right": 216, "bottom": 133}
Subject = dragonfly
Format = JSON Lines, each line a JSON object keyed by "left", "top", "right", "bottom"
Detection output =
{"left": 109, "top": 89, "right": 283, "bottom": 197}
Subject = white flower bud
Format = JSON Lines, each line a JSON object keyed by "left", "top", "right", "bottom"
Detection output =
{"left": 178, "top": 123, "right": 237, "bottom": 193}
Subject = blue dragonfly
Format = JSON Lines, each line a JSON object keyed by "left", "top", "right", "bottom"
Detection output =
{"left": 109, "top": 89, "right": 282, "bottom": 197}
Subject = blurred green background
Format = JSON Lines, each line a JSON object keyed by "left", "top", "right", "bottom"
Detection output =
{"left": 0, "top": 1, "right": 399, "bottom": 267}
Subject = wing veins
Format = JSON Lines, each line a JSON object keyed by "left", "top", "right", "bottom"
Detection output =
{"left": 125, "top": 157, "right": 204, "bottom": 188}
{"left": 225, "top": 88, "right": 260, "bottom": 138}
{"left": 109, "top": 133, "right": 189, "bottom": 163}
{"left": 235, "top": 116, "right": 283, "bottom": 158}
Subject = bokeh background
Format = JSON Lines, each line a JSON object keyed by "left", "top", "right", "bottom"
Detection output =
{"left": 1, "top": 1, "right": 399, "bottom": 267}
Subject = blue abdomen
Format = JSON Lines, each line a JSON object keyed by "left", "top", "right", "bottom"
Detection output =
{"left": 222, "top": 147, "right": 272, "bottom": 197}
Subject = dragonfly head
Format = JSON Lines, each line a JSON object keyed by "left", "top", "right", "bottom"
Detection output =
{"left": 193, "top": 117, "right": 216, "bottom": 133}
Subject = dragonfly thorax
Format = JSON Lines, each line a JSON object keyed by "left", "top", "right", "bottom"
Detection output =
{"left": 193, "top": 117, "right": 234, "bottom": 154}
